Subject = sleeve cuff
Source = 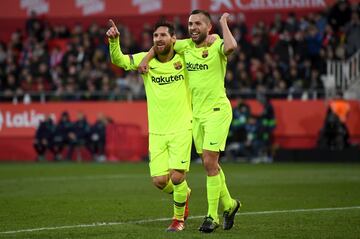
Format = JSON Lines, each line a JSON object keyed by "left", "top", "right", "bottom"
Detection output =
{"left": 109, "top": 37, "right": 119, "bottom": 44}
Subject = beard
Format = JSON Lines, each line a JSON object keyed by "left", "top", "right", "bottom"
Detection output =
{"left": 191, "top": 31, "right": 207, "bottom": 45}
{"left": 154, "top": 43, "right": 171, "bottom": 56}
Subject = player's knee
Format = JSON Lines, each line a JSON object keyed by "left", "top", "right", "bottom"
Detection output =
{"left": 203, "top": 151, "right": 220, "bottom": 176}
{"left": 152, "top": 176, "right": 168, "bottom": 189}
{"left": 170, "top": 170, "right": 185, "bottom": 185}
{"left": 203, "top": 163, "right": 219, "bottom": 176}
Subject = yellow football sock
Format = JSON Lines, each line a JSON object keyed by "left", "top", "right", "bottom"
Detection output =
{"left": 219, "top": 168, "right": 234, "bottom": 211}
{"left": 207, "top": 174, "right": 221, "bottom": 222}
{"left": 162, "top": 179, "right": 174, "bottom": 194}
{"left": 173, "top": 180, "right": 188, "bottom": 220}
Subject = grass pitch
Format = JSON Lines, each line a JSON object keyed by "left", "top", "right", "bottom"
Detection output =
{"left": 0, "top": 162, "right": 359, "bottom": 238}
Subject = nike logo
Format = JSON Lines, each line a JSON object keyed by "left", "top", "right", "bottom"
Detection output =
{"left": 150, "top": 67, "right": 156, "bottom": 69}
{"left": 209, "top": 142, "right": 218, "bottom": 145}
{"left": 181, "top": 161, "right": 188, "bottom": 163}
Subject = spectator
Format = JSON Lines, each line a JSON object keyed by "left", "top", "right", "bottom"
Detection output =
{"left": 305, "top": 68, "right": 324, "bottom": 99}
{"left": 225, "top": 71, "right": 240, "bottom": 95}
{"left": 273, "top": 30, "right": 293, "bottom": 72}
{"left": 293, "top": 30, "right": 308, "bottom": 62}
{"left": 305, "top": 24, "right": 322, "bottom": 63}
{"left": 314, "top": 11, "right": 328, "bottom": 36}
{"left": 284, "top": 12, "right": 299, "bottom": 34}
{"left": 248, "top": 34, "right": 267, "bottom": 61}
{"left": 67, "top": 112, "right": 91, "bottom": 161}
{"left": 328, "top": 0, "right": 352, "bottom": 32}
{"left": 33, "top": 115, "right": 55, "bottom": 161}
{"left": 227, "top": 99, "right": 250, "bottom": 145}
{"left": 287, "top": 65, "right": 304, "bottom": 99}
{"left": 25, "top": 11, "right": 44, "bottom": 41}
{"left": 3, "top": 74, "right": 21, "bottom": 102}
{"left": 271, "top": 13, "right": 285, "bottom": 33}
{"left": 257, "top": 94, "right": 276, "bottom": 161}
{"left": 344, "top": 11, "right": 360, "bottom": 56}
{"left": 173, "top": 16, "right": 187, "bottom": 38}
{"left": 226, "top": 114, "right": 266, "bottom": 162}
{"left": 89, "top": 113, "right": 107, "bottom": 162}
{"left": 52, "top": 111, "right": 73, "bottom": 161}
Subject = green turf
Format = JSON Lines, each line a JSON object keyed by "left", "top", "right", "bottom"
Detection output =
{"left": 0, "top": 162, "right": 359, "bottom": 238}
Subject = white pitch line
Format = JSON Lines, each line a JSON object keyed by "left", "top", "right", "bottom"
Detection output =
{"left": 1, "top": 206, "right": 360, "bottom": 234}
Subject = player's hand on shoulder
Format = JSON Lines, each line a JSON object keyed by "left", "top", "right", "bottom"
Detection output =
{"left": 106, "top": 19, "right": 120, "bottom": 39}
{"left": 206, "top": 34, "right": 218, "bottom": 46}
{"left": 138, "top": 60, "right": 149, "bottom": 74}
{"left": 138, "top": 49, "right": 154, "bottom": 74}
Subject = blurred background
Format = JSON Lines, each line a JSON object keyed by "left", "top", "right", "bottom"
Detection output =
{"left": 0, "top": 0, "right": 359, "bottom": 163}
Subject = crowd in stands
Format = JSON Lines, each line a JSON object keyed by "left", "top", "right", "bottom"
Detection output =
{"left": 33, "top": 111, "right": 108, "bottom": 161}
{"left": 0, "top": 1, "right": 360, "bottom": 102}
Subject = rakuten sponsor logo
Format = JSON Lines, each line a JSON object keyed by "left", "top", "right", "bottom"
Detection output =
{"left": 210, "top": 0, "right": 326, "bottom": 11}
{"left": 0, "top": 110, "right": 55, "bottom": 131}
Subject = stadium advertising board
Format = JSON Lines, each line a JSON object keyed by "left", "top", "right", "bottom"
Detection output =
{"left": 0, "top": 102, "right": 148, "bottom": 137}
{"left": 0, "top": 100, "right": 359, "bottom": 161}
{"left": 0, "top": 100, "right": 359, "bottom": 143}
{"left": 0, "top": 0, "right": 351, "bottom": 18}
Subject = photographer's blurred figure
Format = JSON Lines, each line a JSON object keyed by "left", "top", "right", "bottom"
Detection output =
{"left": 318, "top": 92, "right": 350, "bottom": 150}
{"left": 89, "top": 113, "right": 107, "bottom": 162}
{"left": 33, "top": 115, "right": 55, "bottom": 161}
{"left": 67, "top": 112, "right": 91, "bottom": 161}
{"left": 330, "top": 92, "right": 350, "bottom": 131}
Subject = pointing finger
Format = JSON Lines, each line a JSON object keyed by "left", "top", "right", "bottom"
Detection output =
{"left": 109, "top": 19, "right": 117, "bottom": 29}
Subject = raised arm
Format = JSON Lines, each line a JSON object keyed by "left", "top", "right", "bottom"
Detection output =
{"left": 107, "top": 19, "right": 136, "bottom": 71}
{"left": 219, "top": 13, "right": 237, "bottom": 55}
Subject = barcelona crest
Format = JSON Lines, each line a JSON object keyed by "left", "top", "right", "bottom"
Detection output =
{"left": 174, "top": 61, "right": 182, "bottom": 70}
{"left": 202, "top": 50, "right": 208, "bottom": 58}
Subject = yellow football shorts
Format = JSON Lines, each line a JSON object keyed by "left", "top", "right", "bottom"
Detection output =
{"left": 149, "top": 129, "right": 192, "bottom": 177}
{"left": 193, "top": 102, "right": 232, "bottom": 154}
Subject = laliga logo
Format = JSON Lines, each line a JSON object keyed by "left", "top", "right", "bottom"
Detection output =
{"left": 0, "top": 110, "right": 55, "bottom": 131}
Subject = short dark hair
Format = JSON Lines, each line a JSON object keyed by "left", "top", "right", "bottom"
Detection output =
{"left": 190, "top": 9, "right": 211, "bottom": 22}
{"left": 153, "top": 21, "right": 175, "bottom": 36}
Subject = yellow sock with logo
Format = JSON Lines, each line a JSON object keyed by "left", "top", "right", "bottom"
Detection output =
{"left": 173, "top": 180, "right": 188, "bottom": 220}
{"left": 162, "top": 179, "right": 174, "bottom": 194}
{"left": 207, "top": 174, "right": 221, "bottom": 222}
{"left": 219, "top": 168, "right": 234, "bottom": 211}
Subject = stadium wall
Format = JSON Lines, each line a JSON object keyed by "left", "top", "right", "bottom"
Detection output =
{"left": 1, "top": 0, "right": 346, "bottom": 18}
{"left": 0, "top": 100, "right": 359, "bottom": 161}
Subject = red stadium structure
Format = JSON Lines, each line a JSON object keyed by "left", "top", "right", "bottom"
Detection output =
{"left": 0, "top": 100, "right": 359, "bottom": 161}
{"left": 0, "top": 0, "right": 358, "bottom": 41}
